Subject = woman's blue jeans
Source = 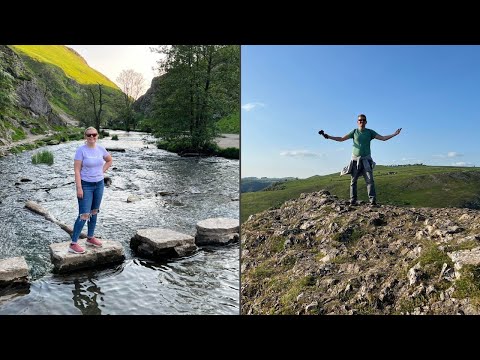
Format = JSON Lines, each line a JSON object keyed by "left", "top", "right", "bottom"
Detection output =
{"left": 71, "top": 179, "right": 104, "bottom": 243}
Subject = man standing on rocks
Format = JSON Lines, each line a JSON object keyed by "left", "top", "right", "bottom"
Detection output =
{"left": 320, "top": 114, "right": 401, "bottom": 206}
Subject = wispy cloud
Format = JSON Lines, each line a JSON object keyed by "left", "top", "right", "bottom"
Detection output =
{"left": 433, "top": 152, "right": 463, "bottom": 158}
{"left": 242, "top": 102, "right": 265, "bottom": 112}
{"left": 453, "top": 162, "right": 473, "bottom": 166}
{"left": 280, "top": 150, "right": 323, "bottom": 158}
{"left": 448, "top": 152, "right": 463, "bottom": 158}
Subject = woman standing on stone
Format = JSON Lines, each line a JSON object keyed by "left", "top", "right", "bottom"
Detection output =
{"left": 69, "top": 127, "right": 113, "bottom": 254}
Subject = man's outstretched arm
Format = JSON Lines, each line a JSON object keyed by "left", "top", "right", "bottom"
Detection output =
{"left": 375, "top": 128, "right": 402, "bottom": 141}
{"left": 322, "top": 132, "right": 351, "bottom": 142}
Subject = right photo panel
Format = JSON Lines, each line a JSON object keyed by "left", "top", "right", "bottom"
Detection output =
{"left": 241, "top": 45, "right": 480, "bottom": 315}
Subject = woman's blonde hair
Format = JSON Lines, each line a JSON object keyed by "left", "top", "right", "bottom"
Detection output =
{"left": 84, "top": 126, "right": 98, "bottom": 136}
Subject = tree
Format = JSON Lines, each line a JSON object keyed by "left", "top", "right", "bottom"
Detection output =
{"left": 76, "top": 83, "right": 106, "bottom": 130}
{"left": 116, "top": 69, "right": 145, "bottom": 131}
{"left": 151, "top": 45, "right": 240, "bottom": 151}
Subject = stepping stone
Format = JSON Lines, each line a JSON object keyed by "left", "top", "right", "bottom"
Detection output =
{"left": 0, "top": 257, "right": 29, "bottom": 287}
{"left": 49, "top": 239, "right": 125, "bottom": 273}
{"left": 130, "top": 228, "right": 197, "bottom": 259}
{"left": 195, "top": 218, "right": 239, "bottom": 245}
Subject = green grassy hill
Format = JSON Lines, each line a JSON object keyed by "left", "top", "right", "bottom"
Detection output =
{"left": 12, "top": 46, "right": 119, "bottom": 89}
{"left": 216, "top": 111, "right": 239, "bottom": 134}
{"left": 241, "top": 177, "right": 297, "bottom": 193}
{"left": 241, "top": 165, "right": 480, "bottom": 223}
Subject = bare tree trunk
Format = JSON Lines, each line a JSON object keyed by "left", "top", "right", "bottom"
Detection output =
{"left": 25, "top": 201, "right": 87, "bottom": 238}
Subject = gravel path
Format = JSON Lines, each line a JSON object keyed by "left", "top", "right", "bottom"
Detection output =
{"left": 215, "top": 134, "right": 239, "bottom": 149}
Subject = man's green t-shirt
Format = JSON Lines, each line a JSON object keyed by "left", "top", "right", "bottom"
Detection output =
{"left": 347, "top": 128, "right": 378, "bottom": 157}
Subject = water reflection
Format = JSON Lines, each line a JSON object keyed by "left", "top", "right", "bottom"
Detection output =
{"left": 72, "top": 278, "right": 103, "bottom": 315}
{"left": 0, "top": 284, "right": 30, "bottom": 306}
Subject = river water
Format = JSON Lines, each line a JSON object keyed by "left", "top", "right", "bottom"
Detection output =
{"left": 0, "top": 130, "right": 239, "bottom": 314}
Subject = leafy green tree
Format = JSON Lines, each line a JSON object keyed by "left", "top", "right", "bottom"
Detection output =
{"left": 151, "top": 45, "right": 240, "bottom": 151}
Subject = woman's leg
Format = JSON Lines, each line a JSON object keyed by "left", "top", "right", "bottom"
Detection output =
{"left": 71, "top": 181, "right": 94, "bottom": 243}
{"left": 87, "top": 179, "right": 105, "bottom": 238}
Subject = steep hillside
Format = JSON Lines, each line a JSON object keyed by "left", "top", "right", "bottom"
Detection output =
{"left": 0, "top": 45, "right": 65, "bottom": 147}
{"left": 242, "top": 190, "right": 480, "bottom": 315}
{"left": 241, "top": 165, "right": 480, "bottom": 223}
{"left": 1, "top": 45, "right": 125, "bottom": 151}
{"left": 12, "top": 46, "right": 118, "bottom": 89}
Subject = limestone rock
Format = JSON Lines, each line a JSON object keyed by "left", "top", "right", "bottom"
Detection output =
{"left": 195, "top": 218, "right": 239, "bottom": 245}
{"left": 49, "top": 239, "right": 125, "bottom": 273}
{"left": 0, "top": 257, "right": 29, "bottom": 286}
{"left": 130, "top": 228, "right": 197, "bottom": 259}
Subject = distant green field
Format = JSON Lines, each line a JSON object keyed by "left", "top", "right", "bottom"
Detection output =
{"left": 241, "top": 165, "right": 480, "bottom": 223}
{"left": 12, "top": 45, "right": 119, "bottom": 89}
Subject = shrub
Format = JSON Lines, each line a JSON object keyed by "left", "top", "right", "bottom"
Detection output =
{"left": 111, "top": 134, "right": 119, "bottom": 140}
{"left": 32, "top": 150, "right": 54, "bottom": 165}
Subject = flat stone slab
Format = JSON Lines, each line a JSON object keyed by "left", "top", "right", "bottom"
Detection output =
{"left": 49, "top": 239, "right": 125, "bottom": 273}
{"left": 196, "top": 218, "right": 239, "bottom": 234}
{"left": 0, "top": 257, "right": 29, "bottom": 286}
{"left": 195, "top": 218, "right": 239, "bottom": 245}
{"left": 130, "top": 228, "right": 197, "bottom": 259}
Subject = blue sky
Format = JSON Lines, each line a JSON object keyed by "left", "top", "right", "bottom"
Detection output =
{"left": 241, "top": 45, "right": 480, "bottom": 178}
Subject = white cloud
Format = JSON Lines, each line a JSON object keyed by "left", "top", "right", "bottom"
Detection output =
{"left": 452, "top": 162, "right": 472, "bottom": 166}
{"left": 242, "top": 102, "right": 265, "bottom": 111}
{"left": 448, "top": 152, "right": 463, "bottom": 158}
{"left": 280, "top": 150, "right": 323, "bottom": 158}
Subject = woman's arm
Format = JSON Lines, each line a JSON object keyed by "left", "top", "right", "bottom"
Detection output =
{"left": 74, "top": 160, "right": 83, "bottom": 198}
{"left": 103, "top": 154, "right": 113, "bottom": 173}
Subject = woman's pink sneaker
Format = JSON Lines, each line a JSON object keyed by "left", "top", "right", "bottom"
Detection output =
{"left": 69, "top": 243, "right": 86, "bottom": 254}
{"left": 86, "top": 237, "right": 102, "bottom": 247}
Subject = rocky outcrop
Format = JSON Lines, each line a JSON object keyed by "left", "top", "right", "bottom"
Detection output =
{"left": 0, "top": 257, "right": 29, "bottom": 286}
{"left": 241, "top": 190, "right": 480, "bottom": 315}
{"left": 133, "top": 75, "right": 164, "bottom": 119}
{"left": 49, "top": 239, "right": 125, "bottom": 273}
{"left": 195, "top": 218, "right": 239, "bottom": 245}
{"left": 130, "top": 228, "right": 197, "bottom": 259}
{"left": 16, "top": 80, "right": 64, "bottom": 126}
{"left": 0, "top": 45, "right": 66, "bottom": 147}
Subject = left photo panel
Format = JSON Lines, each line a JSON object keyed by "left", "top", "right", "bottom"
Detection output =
{"left": 0, "top": 45, "right": 240, "bottom": 314}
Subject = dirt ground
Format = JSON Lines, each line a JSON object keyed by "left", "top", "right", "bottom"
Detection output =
{"left": 215, "top": 134, "right": 239, "bottom": 149}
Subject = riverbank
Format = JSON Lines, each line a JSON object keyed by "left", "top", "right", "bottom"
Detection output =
{"left": 0, "top": 128, "right": 85, "bottom": 157}
{"left": 157, "top": 134, "right": 239, "bottom": 159}
{"left": 215, "top": 134, "right": 239, "bottom": 149}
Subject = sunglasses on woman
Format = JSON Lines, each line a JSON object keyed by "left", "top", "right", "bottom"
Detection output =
{"left": 86, "top": 133, "right": 98, "bottom": 137}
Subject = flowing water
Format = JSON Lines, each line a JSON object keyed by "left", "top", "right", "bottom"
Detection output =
{"left": 0, "top": 130, "right": 239, "bottom": 314}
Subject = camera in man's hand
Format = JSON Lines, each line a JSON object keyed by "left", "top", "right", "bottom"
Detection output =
{"left": 318, "top": 130, "right": 328, "bottom": 139}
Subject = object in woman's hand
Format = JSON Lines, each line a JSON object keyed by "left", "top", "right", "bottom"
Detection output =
{"left": 318, "top": 130, "right": 324, "bottom": 135}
